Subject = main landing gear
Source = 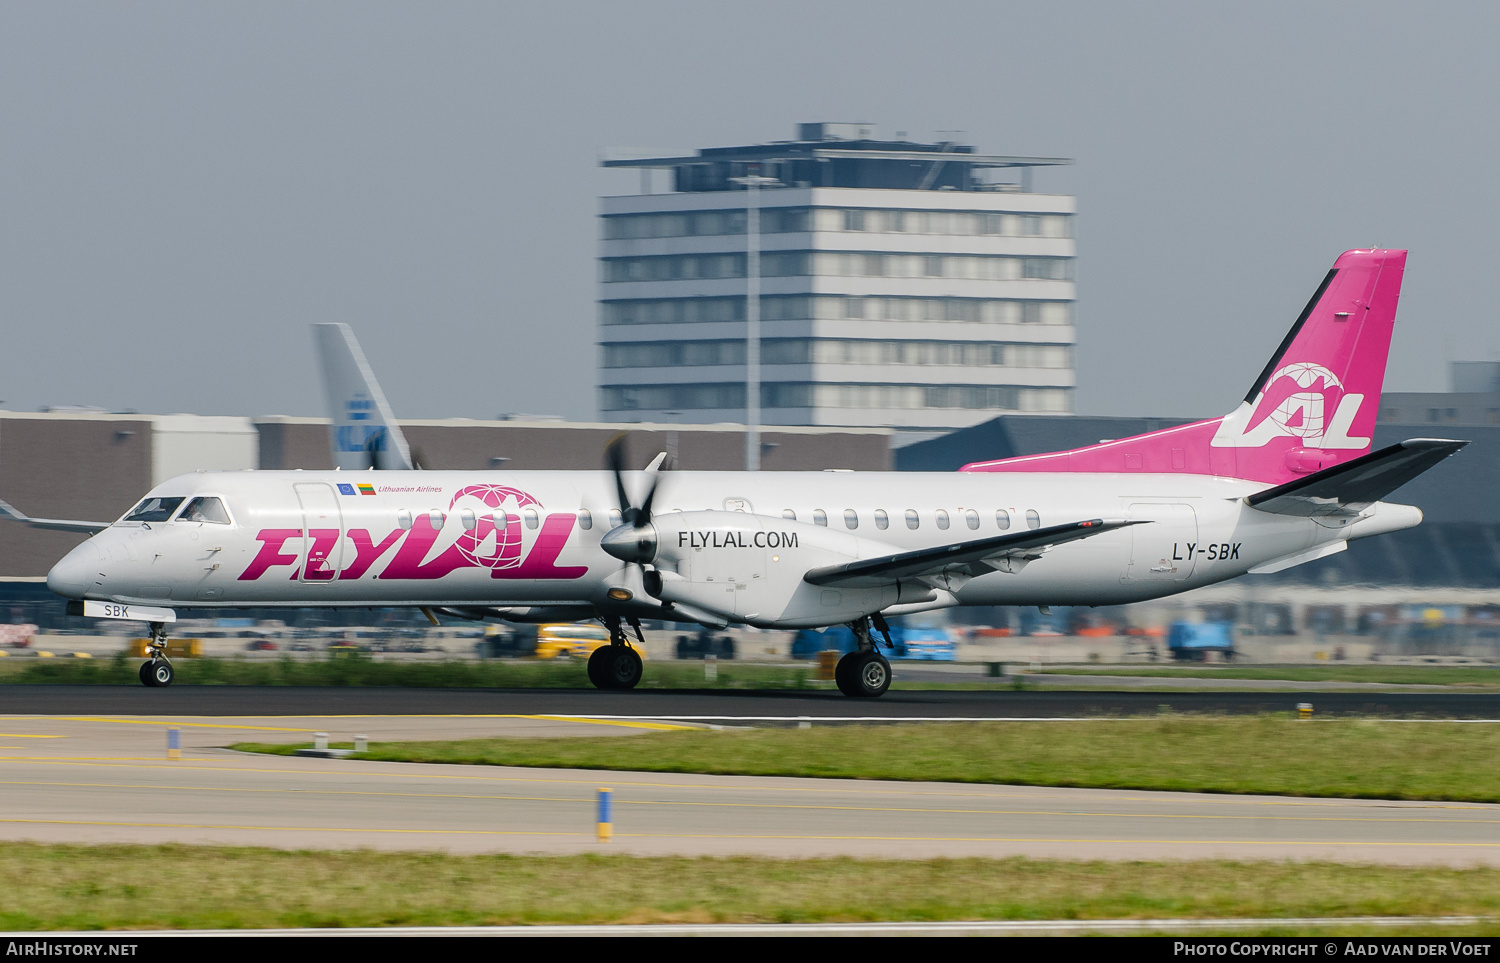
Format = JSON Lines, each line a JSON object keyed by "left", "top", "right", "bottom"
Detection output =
{"left": 588, "top": 615, "right": 644, "bottom": 691}
{"left": 834, "top": 615, "right": 892, "bottom": 698}
{"left": 138, "top": 621, "right": 174, "bottom": 687}
{"left": 581, "top": 611, "right": 893, "bottom": 697}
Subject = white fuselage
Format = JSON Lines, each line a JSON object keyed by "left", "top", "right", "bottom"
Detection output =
{"left": 46, "top": 469, "right": 1418, "bottom": 625}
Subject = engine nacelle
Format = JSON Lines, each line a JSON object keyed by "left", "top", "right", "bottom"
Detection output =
{"left": 646, "top": 511, "right": 933, "bottom": 628}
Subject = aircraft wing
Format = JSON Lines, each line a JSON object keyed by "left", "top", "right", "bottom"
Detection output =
{"left": 803, "top": 518, "right": 1143, "bottom": 589}
{"left": 0, "top": 496, "right": 111, "bottom": 534}
{"left": 1246, "top": 438, "right": 1468, "bottom": 517}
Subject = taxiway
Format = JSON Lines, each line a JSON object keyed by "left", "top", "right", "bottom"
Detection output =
{"left": 0, "top": 711, "right": 1497, "bottom": 865}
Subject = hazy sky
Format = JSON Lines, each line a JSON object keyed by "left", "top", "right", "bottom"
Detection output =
{"left": 3, "top": 2, "right": 1497, "bottom": 424}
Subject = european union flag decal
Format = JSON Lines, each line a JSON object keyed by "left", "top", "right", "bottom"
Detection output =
{"left": 337, "top": 483, "right": 356, "bottom": 496}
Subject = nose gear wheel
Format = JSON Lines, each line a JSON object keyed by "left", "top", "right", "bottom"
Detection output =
{"left": 138, "top": 621, "right": 174, "bottom": 687}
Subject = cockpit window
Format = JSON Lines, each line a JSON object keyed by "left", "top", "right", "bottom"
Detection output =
{"left": 122, "top": 497, "right": 185, "bottom": 523}
{"left": 178, "top": 496, "right": 231, "bottom": 524}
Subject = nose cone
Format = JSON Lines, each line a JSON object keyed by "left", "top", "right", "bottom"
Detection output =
{"left": 600, "top": 523, "right": 658, "bottom": 564}
{"left": 47, "top": 540, "right": 102, "bottom": 599}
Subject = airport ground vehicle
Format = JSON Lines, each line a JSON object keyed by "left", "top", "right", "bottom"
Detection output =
{"left": 676, "top": 629, "right": 735, "bottom": 659}
{"left": 13, "top": 251, "right": 1467, "bottom": 697}
{"left": 532, "top": 622, "right": 648, "bottom": 661}
{"left": 474, "top": 624, "right": 531, "bottom": 658}
{"left": 792, "top": 621, "right": 957, "bottom": 661}
{"left": 1167, "top": 621, "right": 1237, "bottom": 661}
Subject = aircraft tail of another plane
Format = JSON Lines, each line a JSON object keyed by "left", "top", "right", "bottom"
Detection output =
{"left": 312, "top": 323, "right": 415, "bottom": 471}
{"left": 962, "top": 249, "right": 1409, "bottom": 485}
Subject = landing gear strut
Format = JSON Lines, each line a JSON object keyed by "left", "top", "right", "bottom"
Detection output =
{"left": 834, "top": 616, "right": 891, "bottom": 698}
{"left": 588, "top": 615, "right": 644, "bottom": 690}
{"left": 139, "top": 621, "right": 174, "bottom": 687}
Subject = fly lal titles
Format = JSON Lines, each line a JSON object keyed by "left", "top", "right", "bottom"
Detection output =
{"left": 679, "top": 530, "right": 799, "bottom": 549}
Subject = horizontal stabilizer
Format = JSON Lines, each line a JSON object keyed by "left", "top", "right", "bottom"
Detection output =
{"left": 804, "top": 518, "right": 1142, "bottom": 588}
{"left": 1248, "top": 540, "right": 1348, "bottom": 575}
{"left": 1246, "top": 438, "right": 1468, "bottom": 517}
{"left": 0, "top": 496, "right": 110, "bottom": 534}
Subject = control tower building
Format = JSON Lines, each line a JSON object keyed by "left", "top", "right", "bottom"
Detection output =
{"left": 599, "top": 123, "right": 1076, "bottom": 440}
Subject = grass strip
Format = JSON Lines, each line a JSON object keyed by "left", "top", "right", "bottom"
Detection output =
{"left": 0, "top": 651, "right": 817, "bottom": 689}
{"left": 1043, "top": 665, "right": 1500, "bottom": 686}
{"left": 239, "top": 717, "right": 1500, "bottom": 802}
{"left": 2, "top": 843, "right": 1499, "bottom": 931}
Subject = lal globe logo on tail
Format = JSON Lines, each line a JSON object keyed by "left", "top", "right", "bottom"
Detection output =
{"left": 1212, "top": 362, "right": 1370, "bottom": 450}
{"left": 1261, "top": 363, "right": 1344, "bottom": 439}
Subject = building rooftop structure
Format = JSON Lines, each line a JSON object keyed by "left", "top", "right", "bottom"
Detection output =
{"left": 602, "top": 122, "right": 1071, "bottom": 193}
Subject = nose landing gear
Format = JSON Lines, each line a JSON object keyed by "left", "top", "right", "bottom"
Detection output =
{"left": 138, "top": 621, "right": 174, "bottom": 687}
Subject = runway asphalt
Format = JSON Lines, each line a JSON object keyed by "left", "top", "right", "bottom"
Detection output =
{"left": 2, "top": 712, "right": 1499, "bottom": 864}
{"left": 4, "top": 684, "right": 1500, "bottom": 718}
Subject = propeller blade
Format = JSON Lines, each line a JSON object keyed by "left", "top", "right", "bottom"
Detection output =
{"left": 637, "top": 471, "right": 659, "bottom": 522}
{"left": 599, "top": 433, "right": 663, "bottom": 575}
{"left": 605, "top": 434, "right": 632, "bottom": 517}
{"left": 605, "top": 434, "right": 664, "bottom": 528}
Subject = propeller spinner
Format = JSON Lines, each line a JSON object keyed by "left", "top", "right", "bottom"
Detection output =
{"left": 600, "top": 437, "right": 662, "bottom": 567}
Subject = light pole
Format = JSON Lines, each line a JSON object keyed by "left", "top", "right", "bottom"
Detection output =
{"left": 730, "top": 168, "right": 779, "bottom": 471}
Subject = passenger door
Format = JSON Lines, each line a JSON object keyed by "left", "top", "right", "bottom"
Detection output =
{"left": 295, "top": 483, "right": 345, "bottom": 582}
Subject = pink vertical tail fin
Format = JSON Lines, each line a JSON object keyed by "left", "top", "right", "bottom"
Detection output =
{"left": 964, "top": 249, "right": 1407, "bottom": 484}
{"left": 1208, "top": 248, "right": 1405, "bottom": 474}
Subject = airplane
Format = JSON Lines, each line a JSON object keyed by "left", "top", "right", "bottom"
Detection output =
{"left": 312, "top": 322, "right": 416, "bottom": 471}
{"left": 27, "top": 249, "right": 1467, "bottom": 696}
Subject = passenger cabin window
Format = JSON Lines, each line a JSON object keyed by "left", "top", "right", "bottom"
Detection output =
{"left": 428, "top": 510, "right": 446, "bottom": 529}
{"left": 905, "top": 509, "right": 920, "bottom": 530}
{"left": 996, "top": 510, "right": 1011, "bottom": 530}
{"left": 782, "top": 509, "right": 796, "bottom": 521}
{"left": 964, "top": 509, "right": 979, "bottom": 530}
{"left": 874, "top": 509, "right": 889, "bottom": 530}
{"left": 813, "top": 509, "right": 828, "bottom": 527}
{"left": 524, "top": 508, "right": 540, "bottom": 530}
{"left": 935, "top": 510, "right": 950, "bottom": 530}
{"left": 460, "top": 509, "right": 476, "bottom": 531}
{"left": 178, "top": 497, "right": 230, "bottom": 525}
{"left": 123, "top": 497, "right": 184, "bottom": 523}
{"left": 1026, "top": 509, "right": 1041, "bottom": 530}
{"left": 578, "top": 510, "right": 593, "bottom": 530}
{"left": 844, "top": 509, "right": 859, "bottom": 530}
{"left": 397, "top": 510, "right": 413, "bottom": 530}
{"left": 608, "top": 510, "right": 623, "bottom": 528}
{"left": 492, "top": 512, "right": 508, "bottom": 531}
